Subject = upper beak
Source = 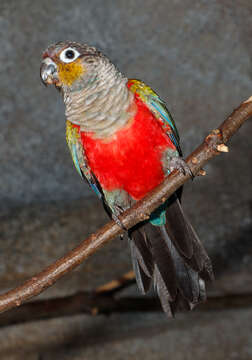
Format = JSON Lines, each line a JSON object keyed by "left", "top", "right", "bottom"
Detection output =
{"left": 40, "top": 57, "right": 59, "bottom": 86}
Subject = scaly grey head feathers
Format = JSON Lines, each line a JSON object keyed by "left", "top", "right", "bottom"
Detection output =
{"left": 41, "top": 41, "right": 134, "bottom": 138}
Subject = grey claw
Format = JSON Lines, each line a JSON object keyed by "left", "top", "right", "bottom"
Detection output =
{"left": 169, "top": 157, "right": 194, "bottom": 179}
{"left": 112, "top": 213, "right": 127, "bottom": 231}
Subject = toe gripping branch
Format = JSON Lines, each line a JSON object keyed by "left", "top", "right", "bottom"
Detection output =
{"left": 169, "top": 157, "right": 194, "bottom": 179}
{"left": 112, "top": 213, "right": 128, "bottom": 233}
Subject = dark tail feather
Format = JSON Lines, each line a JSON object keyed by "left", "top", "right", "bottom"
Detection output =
{"left": 129, "top": 198, "right": 213, "bottom": 315}
{"left": 165, "top": 198, "right": 214, "bottom": 281}
{"left": 129, "top": 237, "right": 152, "bottom": 294}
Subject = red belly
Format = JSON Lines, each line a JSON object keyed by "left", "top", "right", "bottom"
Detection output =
{"left": 79, "top": 96, "right": 175, "bottom": 200}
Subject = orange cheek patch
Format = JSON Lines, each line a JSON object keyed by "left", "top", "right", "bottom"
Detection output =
{"left": 58, "top": 61, "right": 85, "bottom": 86}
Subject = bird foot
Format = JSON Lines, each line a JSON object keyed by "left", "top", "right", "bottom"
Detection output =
{"left": 169, "top": 157, "right": 194, "bottom": 179}
{"left": 112, "top": 214, "right": 128, "bottom": 232}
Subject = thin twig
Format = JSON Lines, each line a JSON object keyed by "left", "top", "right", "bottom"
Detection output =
{"left": 95, "top": 271, "right": 135, "bottom": 295}
{"left": 0, "top": 97, "right": 251, "bottom": 314}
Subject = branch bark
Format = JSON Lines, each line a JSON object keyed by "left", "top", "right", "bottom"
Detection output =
{"left": 0, "top": 97, "right": 251, "bottom": 314}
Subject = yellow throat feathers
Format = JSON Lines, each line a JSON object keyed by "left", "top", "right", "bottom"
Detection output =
{"left": 58, "top": 60, "right": 85, "bottom": 86}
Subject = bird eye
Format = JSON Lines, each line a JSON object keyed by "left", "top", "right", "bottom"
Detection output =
{"left": 59, "top": 47, "right": 80, "bottom": 63}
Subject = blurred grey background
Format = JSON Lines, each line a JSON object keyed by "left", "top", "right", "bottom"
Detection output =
{"left": 0, "top": 0, "right": 252, "bottom": 359}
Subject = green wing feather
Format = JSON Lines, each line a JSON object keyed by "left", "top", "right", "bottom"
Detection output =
{"left": 66, "top": 120, "right": 102, "bottom": 198}
{"left": 128, "top": 79, "right": 182, "bottom": 155}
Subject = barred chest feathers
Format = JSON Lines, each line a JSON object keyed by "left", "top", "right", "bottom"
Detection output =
{"left": 63, "top": 60, "right": 135, "bottom": 138}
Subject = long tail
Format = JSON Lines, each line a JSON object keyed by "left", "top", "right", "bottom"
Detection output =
{"left": 129, "top": 197, "right": 213, "bottom": 316}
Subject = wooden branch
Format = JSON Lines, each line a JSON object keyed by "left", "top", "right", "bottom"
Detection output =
{"left": 0, "top": 97, "right": 251, "bottom": 314}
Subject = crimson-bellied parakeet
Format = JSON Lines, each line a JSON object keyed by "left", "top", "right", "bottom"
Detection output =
{"left": 40, "top": 41, "right": 213, "bottom": 315}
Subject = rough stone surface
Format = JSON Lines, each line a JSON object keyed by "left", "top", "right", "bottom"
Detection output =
{"left": 0, "top": 0, "right": 252, "bottom": 358}
{"left": 0, "top": 0, "right": 251, "bottom": 208}
{"left": 0, "top": 200, "right": 130, "bottom": 297}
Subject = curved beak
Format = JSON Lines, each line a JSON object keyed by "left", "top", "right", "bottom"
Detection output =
{"left": 40, "top": 57, "right": 59, "bottom": 86}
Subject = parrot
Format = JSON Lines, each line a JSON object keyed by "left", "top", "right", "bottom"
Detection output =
{"left": 40, "top": 41, "right": 213, "bottom": 315}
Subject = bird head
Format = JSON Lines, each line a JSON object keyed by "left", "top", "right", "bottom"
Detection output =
{"left": 40, "top": 41, "right": 104, "bottom": 90}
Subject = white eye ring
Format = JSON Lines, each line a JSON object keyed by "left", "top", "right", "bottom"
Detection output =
{"left": 59, "top": 47, "right": 80, "bottom": 63}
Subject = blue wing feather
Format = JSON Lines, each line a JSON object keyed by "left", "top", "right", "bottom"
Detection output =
{"left": 71, "top": 143, "right": 82, "bottom": 177}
